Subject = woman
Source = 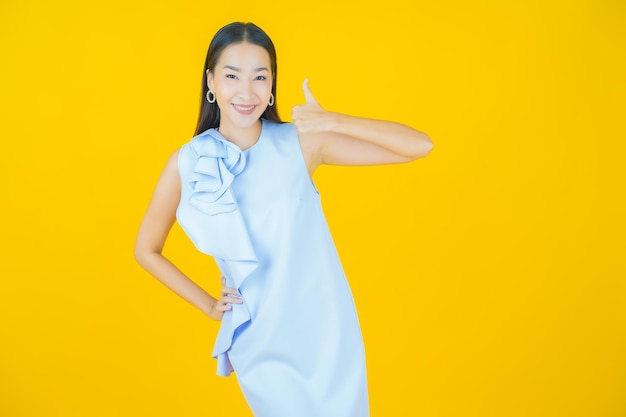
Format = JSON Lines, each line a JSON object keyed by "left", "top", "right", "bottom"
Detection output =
{"left": 135, "top": 22, "right": 432, "bottom": 417}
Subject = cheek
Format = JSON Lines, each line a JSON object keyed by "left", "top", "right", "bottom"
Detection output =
{"left": 259, "top": 82, "right": 273, "bottom": 97}
{"left": 214, "top": 84, "right": 236, "bottom": 102}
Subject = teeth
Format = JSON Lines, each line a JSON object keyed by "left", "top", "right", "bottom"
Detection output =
{"left": 234, "top": 105, "right": 254, "bottom": 111}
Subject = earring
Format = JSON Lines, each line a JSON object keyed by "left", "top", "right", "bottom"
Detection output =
{"left": 268, "top": 93, "right": 274, "bottom": 107}
{"left": 206, "top": 89, "right": 216, "bottom": 103}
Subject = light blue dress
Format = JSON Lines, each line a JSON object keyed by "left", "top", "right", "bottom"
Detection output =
{"left": 176, "top": 119, "right": 369, "bottom": 416}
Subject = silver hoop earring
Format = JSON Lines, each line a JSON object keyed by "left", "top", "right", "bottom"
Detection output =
{"left": 206, "top": 90, "right": 216, "bottom": 103}
{"left": 268, "top": 93, "right": 275, "bottom": 107}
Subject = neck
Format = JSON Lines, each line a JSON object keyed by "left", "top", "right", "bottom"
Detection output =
{"left": 218, "top": 119, "right": 263, "bottom": 150}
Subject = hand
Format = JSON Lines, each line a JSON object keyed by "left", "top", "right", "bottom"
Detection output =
{"left": 207, "top": 276, "right": 243, "bottom": 321}
{"left": 291, "top": 79, "right": 337, "bottom": 134}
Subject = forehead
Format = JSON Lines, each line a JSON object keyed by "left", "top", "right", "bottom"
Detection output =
{"left": 217, "top": 42, "right": 271, "bottom": 70}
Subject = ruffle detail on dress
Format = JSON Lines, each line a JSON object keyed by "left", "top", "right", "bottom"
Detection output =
{"left": 178, "top": 128, "right": 260, "bottom": 376}
{"left": 189, "top": 130, "right": 246, "bottom": 216}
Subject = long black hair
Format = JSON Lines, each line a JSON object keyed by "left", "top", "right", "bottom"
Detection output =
{"left": 194, "top": 22, "right": 282, "bottom": 136}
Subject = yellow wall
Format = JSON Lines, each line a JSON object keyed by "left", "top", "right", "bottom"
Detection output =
{"left": 1, "top": 1, "right": 624, "bottom": 416}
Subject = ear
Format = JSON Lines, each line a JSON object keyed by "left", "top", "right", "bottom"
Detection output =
{"left": 206, "top": 69, "right": 214, "bottom": 91}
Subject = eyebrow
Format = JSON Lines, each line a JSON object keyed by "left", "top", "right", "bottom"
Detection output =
{"left": 223, "top": 65, "right": 269, "bottom": 72}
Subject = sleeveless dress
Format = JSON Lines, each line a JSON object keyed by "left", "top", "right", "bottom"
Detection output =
{"left": 176, "top": 119, "right": 369, "bottom": 416}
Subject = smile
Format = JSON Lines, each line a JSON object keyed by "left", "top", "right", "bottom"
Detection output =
{"left": 233, "top": 104, "right": 256, "bottom": 115}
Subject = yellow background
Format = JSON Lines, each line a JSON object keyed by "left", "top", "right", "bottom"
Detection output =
{"left": 1, "top": 1, "right": 625, "bottom": 416}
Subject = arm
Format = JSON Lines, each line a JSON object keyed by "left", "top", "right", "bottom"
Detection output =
{"left": 134, "top": 150, "right": 241, "bottom": 321}
{"left": 292, "top": 79, "right": 433, "bottom": 175}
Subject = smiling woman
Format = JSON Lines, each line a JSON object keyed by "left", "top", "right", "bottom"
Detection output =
{"left": 134, "top": 21, "right": 432, "bottom": 417}
{"left": 207, "top": 42, "right": 275, "bottom": 147}
{"left": 194, "top": 23, "right": 282, "bottom": 146}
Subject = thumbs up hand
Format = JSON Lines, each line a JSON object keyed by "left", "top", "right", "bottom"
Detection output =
{"left": 301, "top": 78, "right": 318, "bottom": 105}
{"left": 292, "top": 79, "right": 336, "bottom": 134}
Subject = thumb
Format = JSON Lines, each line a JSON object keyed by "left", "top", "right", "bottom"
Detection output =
{"left": 302, "top": 78, "right": 318, "bottom": 104}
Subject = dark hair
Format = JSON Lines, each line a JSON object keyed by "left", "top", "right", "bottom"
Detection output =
{"left": 194, "top": 22, "right": 282, "bottom": 136}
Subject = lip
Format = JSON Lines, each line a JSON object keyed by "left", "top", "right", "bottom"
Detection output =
{"left": 232, "top": 104, "right": 257, "bottom": 116}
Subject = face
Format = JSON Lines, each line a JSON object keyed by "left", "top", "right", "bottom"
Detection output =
{"left": 207, "top": 42, "right": 273, "bottom": 133}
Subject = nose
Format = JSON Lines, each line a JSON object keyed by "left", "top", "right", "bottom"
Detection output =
{"left": 237, "top": 80, "right": 253, "bottom": 102}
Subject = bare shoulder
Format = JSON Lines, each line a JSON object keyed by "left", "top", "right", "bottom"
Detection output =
{"left": 153, "top": 149, "right": 182, "bottom": 194}
{"left": 165, "top": 149, "right": 180, "bottom": 171}
{"left": 154, "top": 148, "right": 179, "bottom": 179}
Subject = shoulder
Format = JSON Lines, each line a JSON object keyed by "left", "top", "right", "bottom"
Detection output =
{"left": 185, "top": 129, "right": 215, "bottom": 153}
{"left": 145, "top": 149, "right": 181, "bottom": 198}
{"left": 167, "top": 148, "right": 180, "bottom": 166}
{"left": 176, "top": 132, "right": 211, "bottom": 177}
{"left": 263, "top": 121, "right": 300, "bottom": 152}
{"left": 261, "top": 120, "right": 318, "bottom": 176}
{"left": 161, "top": 149, "right": 180, "bottom": 179}
{"left": 263, "top": 121, "right": 304, "bottom": 155}
{"left": 179, "top": 128, "right": 226, "bottom": 161}
{"left": 263, "top": 120, "right": 297, "bottom": 138}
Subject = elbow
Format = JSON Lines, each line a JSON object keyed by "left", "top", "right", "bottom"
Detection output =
{"left": 134, "top": 243, "right": 147, "bottom": 268}
{"left": 134, "top": 240, "right": 153, "bottom": 270}
{"left": 421, "top": 136, "right": 434, "bottom": 157}
{"left": 134, "top": 239, "right": 164, "bottom": 271}
{"left": 408, "top": 133, "right": 434, "bottom": 160}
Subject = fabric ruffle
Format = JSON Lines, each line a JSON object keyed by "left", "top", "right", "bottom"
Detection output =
{"left": 178, "top": 128, "right": 260, "bottom": 376}
{"left": 189, "top": 130, "right": 246, "bottom": 216}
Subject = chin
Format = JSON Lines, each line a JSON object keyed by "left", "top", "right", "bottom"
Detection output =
{"left": 227, "top": 111, "right": 265, "bottom": 128}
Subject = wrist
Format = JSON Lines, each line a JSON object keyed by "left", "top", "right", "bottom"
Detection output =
{"left": 201, "top": 297, "right": 218, "bottom": 317}
{"left": 329, "top": 112, "right": 351, "bottom": 135}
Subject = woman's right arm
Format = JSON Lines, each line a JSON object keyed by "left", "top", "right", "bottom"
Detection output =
{"left": 133, "top": 150, "right": 241, "bottom": 321}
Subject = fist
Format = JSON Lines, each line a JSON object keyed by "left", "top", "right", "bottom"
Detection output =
{"left": 292, "top": 79, "right": 334, "bottom": 134}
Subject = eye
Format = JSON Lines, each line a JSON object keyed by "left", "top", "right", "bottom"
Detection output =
{"left": 255, "top": 75, "right": 267, "bottom": 81}
{"left": 226, "top": 74, "right": 237, "bottom": 79}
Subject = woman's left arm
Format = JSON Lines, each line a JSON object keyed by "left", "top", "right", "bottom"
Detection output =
{"left": 292, "top": 79, "right": 433, "bottom": 171}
